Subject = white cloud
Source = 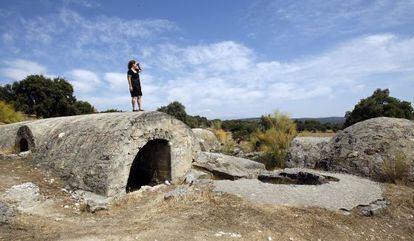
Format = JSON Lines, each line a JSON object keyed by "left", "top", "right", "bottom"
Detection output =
{"left": 2, "top": 33, "right": 413, "bottom": 118}
{"left": 3, "top": 7, "right": 178, "bottom": 67}
{"left": 66, "top": 69, "right": 101, "bottom": 93}
{"left": 62, "top": 0, "right": 101, "bottom": 8}
{"left": 2, "top": 33, "right": 13, "bottom": 44}
{"left": 104, "top": 72, "right": 126, "bottom": 92}
{"left": 0, "top": 59, "right": 48, "bottom": 81}
{"left": 154, "top": 41, "right": 252, "bottom": 74}
{"left": 136, "top": 34, "right": 414, "bottom": 118}
{"left": 245, "top": 0, "right": 414, "bottom": 39}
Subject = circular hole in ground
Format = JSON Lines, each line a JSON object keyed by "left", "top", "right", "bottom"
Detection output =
{"left": 258, "top": 171, "right": 339, "bottom": 185}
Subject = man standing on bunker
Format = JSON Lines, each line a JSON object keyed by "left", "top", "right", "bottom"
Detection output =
{"left": 127, "top": 59, "right": 143, "bottom": 112}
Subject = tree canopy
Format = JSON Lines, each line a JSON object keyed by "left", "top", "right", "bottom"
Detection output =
{"left": 0, "top": 75, "right": 95, "bottom": 118}
{"left": 157, "top": 101, "right": 187, "bottom": 123}
{"left": 344, "top": 88, "right": 414, "bottom": 128}
{"left": 157, "top": 101, "right": 210, "bottom": 128}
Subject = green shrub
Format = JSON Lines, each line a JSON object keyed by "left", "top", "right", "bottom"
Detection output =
{"left": 250, "top": 112, "right": 297, "bottom": 169}
{"left": 344, "top": 88, "right": 414, "bottom": 128}
{"left": 0, "top": 100, "right": 24, "bottom": 124}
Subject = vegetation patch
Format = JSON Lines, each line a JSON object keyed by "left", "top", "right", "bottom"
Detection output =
{"left": 0, "top": 100, "right": 24, "bottom": 124}
{"left": 344, "top": 88, "right": 414, "bottom": 128}
{"left": 382, "top": 153, "right": 412, "bottom": 185}
{"left": 249, "top": 112, "right": 297, "bottom": 169}
{"left": 0, "top": 75, "right": 95, "bottom": 118}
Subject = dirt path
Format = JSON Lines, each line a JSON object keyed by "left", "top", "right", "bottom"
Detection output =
{"left": 1, "top": 158, "right": 414, "bottom": 241}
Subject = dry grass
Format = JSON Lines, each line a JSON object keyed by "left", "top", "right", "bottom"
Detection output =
{"left": 212, "top": 128, "right": 230, "bottom": 144}
{"left": 297, "top": 131, "right": 336, "bottom": 137}
{"left": 2, "top": 156, "right": 414, "bottom": 241}
{"left": 164, "top": 187, "right": 216, "bottom": 205}
{"left": 212, "top": 128, "right": 237, "bottom": 154}
{"left": 382, "top": 153, "right": 412, "bottom": 185}
{"left": 0, "top": 146, "right": 16, "bottom": 154}
{"left": 238, "top": 140, "right": 254, "bottom": 153}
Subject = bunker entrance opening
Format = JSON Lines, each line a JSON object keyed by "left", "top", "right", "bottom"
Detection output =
{"left": 126, "top": 139, "right": 171, "bottom": 193}
{"left": 19, "top": 138, "right": 29, "bottom": 152}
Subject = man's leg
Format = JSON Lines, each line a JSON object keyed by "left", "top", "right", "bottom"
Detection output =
{"left": 132, "top": 97, "right": 137, "bottom": 111}
{"left": 138, "top": 96, "right": 143, "bottom": 111}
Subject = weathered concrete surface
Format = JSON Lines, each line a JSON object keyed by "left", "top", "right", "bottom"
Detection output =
{"left": 193, "top": 152, "right": 265, "bottom": 180}
{"left": 192, "top": 128, "right": 220, "bottom": 152}
{"left": 213, "top": 168, "right": 383, "bottom": 211}
{"left": 286, "top": 137, "right": 331, "bottom": 168}
{"left": 0, "top": 112, "right": 200, "bottom": 197}
{"left": 318, "top": 117, "right": 414, "bottom": 183}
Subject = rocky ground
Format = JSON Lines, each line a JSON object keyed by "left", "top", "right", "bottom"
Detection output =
{"left": 1, "top": 156, "right": 414, "bottom": 241}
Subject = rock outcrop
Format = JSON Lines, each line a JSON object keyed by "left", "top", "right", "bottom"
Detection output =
{"left": 192, "top": 128, "right": 220, "bottom": 152}
{"left": 318, "top": 117, "right": 414, "bottom": 183}
{"left": 286, "top": 137, "right": 331, "bottom": 168}
{"left": 193, "top": 152, "right": 265, "bottom": 180}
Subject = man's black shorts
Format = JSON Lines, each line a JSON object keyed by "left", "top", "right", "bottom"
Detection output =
{"left": 130, "top": 84, "right": 142, "bottom": 97}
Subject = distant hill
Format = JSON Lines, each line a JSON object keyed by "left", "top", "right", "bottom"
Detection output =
{"left": 239, "top": 116, "right": 346, "bottom": 125}
{"left": 294, "top": 117, "right": 345, "bottom": 125}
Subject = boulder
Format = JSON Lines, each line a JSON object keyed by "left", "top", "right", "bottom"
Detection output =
{"left": 286, "top": 137, "right": 331, "bottom": 168}
{"left": 3, "top": 182, "right": 40, "bottom": 204}
{"left": 184, "top": 169, "right": 213, "bottom": 184}
{"left": 356, "top": 198, "right": 389, "bottom": 216}
{"left": 1, "top": 182, "right": 57, "bottom": 216}
{"left": 193, "top": 152, "right": 265, "bottom": 180}
{"left": 192, "top": 128, "right": 220, "bottom": 152}
{"left": 0, "top": 201, "right": 15, "bottom": 224}
{"left": 318, "top": 117, "right": 414, "bottom": 183}
{"left": 72, "top": 190, "right": 110, "bottom": 213}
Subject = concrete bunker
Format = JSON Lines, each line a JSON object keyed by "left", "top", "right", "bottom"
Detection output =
{"left": 0, "top": 112, "right": 200, "bottom": 197}
{"left": 15, "top": 125, "right": 35, "bottom": 153}
{"left": 126, "top": 139, "right": 171, "bottom": 192}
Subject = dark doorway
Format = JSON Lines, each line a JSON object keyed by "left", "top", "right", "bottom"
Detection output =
{"left": 19, "top": 138, "right": 29, "bottom": 152}
{"left": 126, "top": 139, "right": 171, "bottom": 193}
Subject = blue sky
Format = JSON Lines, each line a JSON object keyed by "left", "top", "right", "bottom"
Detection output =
{"left": 1, "top": 0, "right": 413, "bottom": 119}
